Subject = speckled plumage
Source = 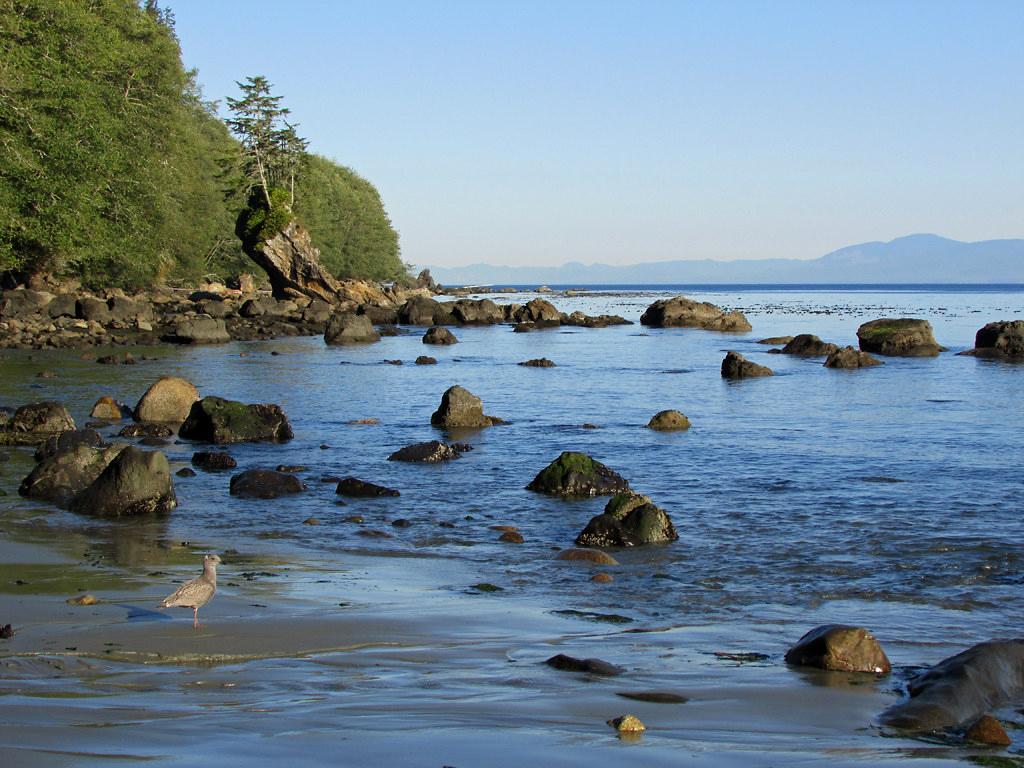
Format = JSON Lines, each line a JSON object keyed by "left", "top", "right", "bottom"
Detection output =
{"left": 159, "top": 554, "right": 220, "bottom": 628}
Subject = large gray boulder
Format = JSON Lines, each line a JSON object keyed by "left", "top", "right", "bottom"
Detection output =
{"left": 526, "top": 451, "right": 629, "bottom": 497}
{"left": 785, "top": 624, "right": 891, "bottom": 673}
{"left": 857, "top": 318, "right": 943, "bottom": 357}
{"left": 721, "top": 351, "right": 773, "bottom": 379}
{"left": 19, "top": 443, "right": 126, "bottom": 508}
{"left": 324, "top": 312, "right": 380, "bottom": 345}
{"left": 961, "top": 320, "right": 1024, "bottom": 360}
{"left": 0, "top": 402, "right": 75, "bottom": 445}
{"left": 430, "top": 386, "right": 499, "bottom": 429}
{"left": 880, "top": 639, "right": 1024, "bottom": 732}
{"left": 68, "top": 446, "right": 177, "bottom": 517}
{"left": 575, "top": 491, "right": 678, "bottom": 547}
{"left": 179, "top": 397, "right": 293, "bottom": 444}
{"left": 165, "top": 315, "right": 230, "bottom": 344}
{"left": 134, "top": 377, "right": 201, "bottom": 423}
{"left": 640, "top": 296, "right": 751, "bottom": 332}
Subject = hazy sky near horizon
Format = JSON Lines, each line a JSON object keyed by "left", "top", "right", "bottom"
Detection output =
{"left": 171, "top": 0, "right": 1023, "bottom": 268}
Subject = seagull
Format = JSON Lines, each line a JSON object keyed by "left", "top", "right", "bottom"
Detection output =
{"left": 159, "top": 554, "right": 221, "bottom": 629}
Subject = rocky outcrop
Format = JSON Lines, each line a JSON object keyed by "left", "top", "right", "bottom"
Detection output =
{"left": 575, "top": 491, "right": 678, "bottom": 547}
{"left": 68, "top": 446, "right": 176, "bottom": 517}
{"left": 513, "top": 298, "right": 562, "bottom": 326}
{"left": 134, "top": 377, "right": 200, "bottom": 423}
{"left": 398, "top": 296, "right": 453, "bottom": 326}
{"left": 526, "top": 451, "right": 629, "bottom": 497}
{"left": 249, "top": 220, "right": 344, "bottom": 303}
{"left": 640, "top": 296, "right": 751, "bottom": 332}
{"left": 387, "top": 440, "right": 467, "bottom": 462}
{"left": 430, "top": 386, "right": 500, "bottom": 429}
{"left": 178, "top": 397, "right": 293, "bottom": 444}
{"left": 324, "top": 312, "right": 380, "bottom": 345}
{"left": 880, "top": 639, "right": 1024, "bottom": 732}
{"left": 824, "top": 346, "right": 883, "bottom": 369}
{"left": 19, "top": 443, "right": 125, "bottom": 507}
{"left": 0, "top": 402, "right": 75, "bottom": 445}
{"left": 450, "top": 299, "right": 503, "bottom": 325}
{"left": 563, "top": 311, "right": 631, "bottom": 328}
{"left": 775, "top": 334, "right": 839, "bottom": 357}
{"left": 857, "top": 318, "right": 943, "bottom": 357}
{"left": 960, "top": 320, "right": 1024, "bottom": 360}
{"left": 415, "top": 268, "right": 439, "bottom": 291}
{"left": 646, "top": 410, "right": 690, "bottom": 431}
{"left": 335, "top": 477, "right": 400, "bottom": 497}
{"left": 229, "top": 469, "right": 305, "bottom": 499}
{"left": 784, "top": 624, "right": 890, "bottom": 673}
{"left": 423, "top": 326, "right": 458, "bottom": 345}
{"left": 721, "top": 351, "right": 773, "bottom": 379}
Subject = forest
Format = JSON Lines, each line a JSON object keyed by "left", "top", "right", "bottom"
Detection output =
{"left": 0, "top": 0, "right": 405, "bottom": 290}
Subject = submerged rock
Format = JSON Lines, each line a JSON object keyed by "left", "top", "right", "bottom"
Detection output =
{"left": 961, "top": 320, "right": 1024, "bottom": 360}
{"left": 179, "top": 397, "right": 293, "bottom": 444}
{"left": 721, "top": 351, "right": 773, "bottom": 379}
{"left": 526, "top": 451, "right": 629, "bottom": 497}
{"left": 575, "top": 491, "right": 678, "bottom": 547}
{"left": 229, "top": 469, "right": 305, "bottom": 499}
{"left": 324, "top": 312, "right": 380, "bottom": 345}
{"left": 879, "top": 639, "right": 1024, "bottom": 732}
{"left": 545, "top": 653, "right": 623, "bottom": 676}
{"left": 68, "top": 446, "right": 176, "bottom": 517}
{"left": 430, "top": 385, "right": 499, "bottom": 429}
{"left": 857, "top": 318, "right": 943, "bottom": 357}
{"left": 335, "top": 477, "right": 400, "bottom": 497}
{"left": 646, "top": 410, "right": 690, "bottom": 431}
{"left": 191, "top": 451, "right": 237, "bottom": 471}
{"left": 554, "top": 548, "right": 619, "bottom": 566}
{"left": 758, "top": 336, "right": 794, "bottom": 345}
{"left": 387, "top": 440, "right": 465, "bottom": 462}
{"left": 134, "top": 376, "right": 201, "bottom": 423}
{"left": 640, "top": 296, "right": 751, "bottom": 332}
{"left": 784, "top": 624, "right": 890, "bottom": 673}
{"left": 519, "top": 357, "right": 556, "bottom": 368}
{"left": 824, "top": 346, "right": 884, "bottom": 369}
{"left": 414, "top": 355, "right": 437, "bottom": 365}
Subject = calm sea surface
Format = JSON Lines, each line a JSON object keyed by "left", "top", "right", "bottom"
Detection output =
{"left": 1, "top": 284, "right": 1022, "bottom": 765}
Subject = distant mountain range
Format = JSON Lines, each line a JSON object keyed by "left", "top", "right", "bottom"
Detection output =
{"left": 421, "top": 234, "right": 1024, "bottom": 286}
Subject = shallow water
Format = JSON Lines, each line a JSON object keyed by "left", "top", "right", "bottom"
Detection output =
{"left": 1, "top": 286, "right": 1022, "bottom": 765}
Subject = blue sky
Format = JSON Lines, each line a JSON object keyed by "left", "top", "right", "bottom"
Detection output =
{"left": 170, "top": 0, "right": 1023, "bottom": 268}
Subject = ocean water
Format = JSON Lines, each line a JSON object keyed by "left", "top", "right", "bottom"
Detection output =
{"left": 1, "top": 285, "right": 1022, "bottom": 765}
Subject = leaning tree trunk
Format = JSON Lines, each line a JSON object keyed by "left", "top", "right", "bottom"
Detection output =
{"left": 248, "top": 221, "right": 343, "bottom": 303}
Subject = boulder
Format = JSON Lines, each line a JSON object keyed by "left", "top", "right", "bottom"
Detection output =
{"left": 721, "top": 351, "right": 773, "bottom": 379}
{"left": 879, "top": 639, "right": 1024, "bottom": 732}
{"left": 514, "top": 298, "right": 561, "bottom": 325}
{"left": 0, "top": 402, "right": 75, "bottom": 445}
{"left": 857, "top": 318, "right": 943, "bottom": 357}
{"left": 179, "top": 397, "right": 293, "bottom": 444}
{"left": 575, "top": 491, "right": 678, "bottom": 547}
{"left": 423, "top": 326, "right": 458, "bottom": 345}
{"left": 356, "top": 304, "right": 399, "bottom": 325}
{"left": 961, "top": 320, "right": 1024, "bottom": 360}
{"left": 784, "top": 624, "right": 890, "bottom": 673}
{"left": 19, "top": 443, "right": 125, "bottom": 507}
{"left": 824, "top": 346, "right": 884, "bottom": 369}
{"left": 526, "top": 451, "right": 629, "bottom": 497}
{"left": 165, "top": 315, "right": 230, "bottom": 344}
{"left": 964, "top": 714, "right": 1012, "bottom": 746}
{"left": 519, "top": 358, "right": 555, "bottom": 368}
{"left": 134, "top": 377, "right": 200, "bottom": 423}
{"left": 387, "top": 440, "right": 465, "bottom": 462}
{"left": 777, "top": 334, "right": 839, "bottom": 357}
{"left": 34, "top": 428, "right": 103, "bottom": 461}
{"left": 324, "top": 312, "right": 380, "bottom": 345}
{"left": 758, "top": 335, "right": 794, "bottom": 345}
{"left": 415, "top": 355, "right": 437, "bottom": 365}
{"left": 229, "top": 469, "right": 305, "bottom": 499}
{"left": 640, "top": 296, "right": 752, "bottom": 332}
{"left": 430, "top": 385, "right": 499, "bottom": 429}
{"left": 76, "top": 296, "right": 112, "bottom": 323}
{"left": 545, "top": 654, "right": 623, "bottom": 676}
{"left": 191, "top": 451, "right": 237, "bottom": 470}
{"left": 554, "top": 548, "right": 620, "bottom": 565}
{"left": 646, "top": 410, "right": 690, "bottom": 431}
{"left": 249, "top": 220, "right": 344, "bottom": 303}
{"left": 90, "top": 396, "right": 128, "bottom": 420}
{"left": 68, "top": 446, "right": 177, "bottom": 517}
{"left": 398, "top": 296, "right": 452, "bottom": 326}
{"left": 0, "top": 288, "right": 54, "bottom": 317}
{"left": 450, "top": 299, "right": 503, "bottom": 325}
{"left": 119, "top": 423, "right": 173, "bottom": 438}
{"left": 563, "top": 311, "right": 631, "bottom": 328}
{"left": 47, "top": 294, "right": 77, "bottom": 318}
{"left": 335, "top": 477, "right": 400, "bottom": 497}
{"left": 336, "top": 278, "right": 394, "bottom": 307}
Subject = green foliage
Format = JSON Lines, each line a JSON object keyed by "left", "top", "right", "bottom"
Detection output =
{"left": 235, "top": 187, "right": 294, "bottom": 252}
{"left": 294, "top": 155, "right": 404, "bottom": 281}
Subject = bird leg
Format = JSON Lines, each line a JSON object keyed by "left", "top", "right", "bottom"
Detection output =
{"left": 193, "top": 607, "right": 199, "bottom": 629}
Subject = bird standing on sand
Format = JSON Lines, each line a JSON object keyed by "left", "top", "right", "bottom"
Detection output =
{"left": 159, "top": 554, "right": 221, "bottom": 629}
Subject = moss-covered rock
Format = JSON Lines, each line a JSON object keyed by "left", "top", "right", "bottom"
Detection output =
{"left": 178, "top": 397, "right": 293, "bottom": 444}
{"left": 575, "top": 491, "right": 678, "bottom": 547}
{"left": 856, "top": 318, "right": 943, "bottom": 357}
{"left": 68, "top": 446, "right": 176, "bottom": 517}
{"left": 430, "top": 385, "right": 498, "bottom": 429}
{"left": 646, "top": 410, "right": 690, "bottom": 431}
{"left": 0, "top": 401, "right": 75, "bottom": 445}
{"left": 526, "top": 451, "right": 629, "bottom": 497}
